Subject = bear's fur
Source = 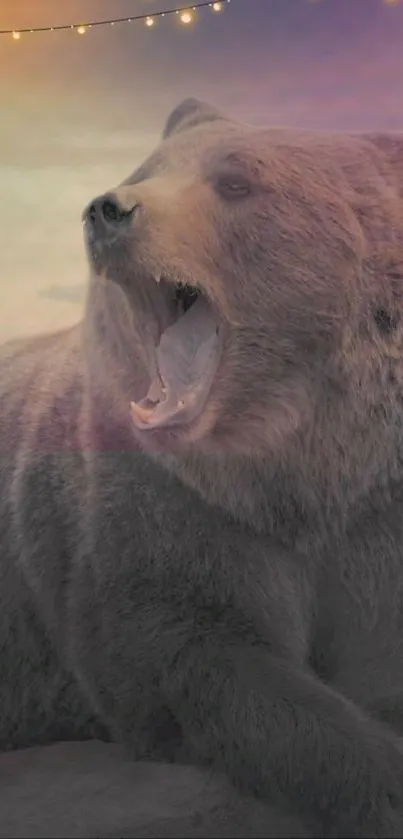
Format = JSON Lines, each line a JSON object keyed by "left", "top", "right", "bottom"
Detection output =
{"left": 2, "top": 98, "right": 403, "bottom": 837}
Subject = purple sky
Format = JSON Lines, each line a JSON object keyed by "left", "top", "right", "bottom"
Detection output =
{"left": 2, "top": 0, "right": 403, "bottom": 132}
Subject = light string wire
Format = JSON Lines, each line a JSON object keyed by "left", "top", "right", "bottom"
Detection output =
{"left": 1, "top": 0, "right": 401, "bottom": 41}
{"left": 1, "top": 1, "right": 231, "bottom": 39}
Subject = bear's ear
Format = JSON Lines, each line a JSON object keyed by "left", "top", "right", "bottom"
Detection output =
{"left": 162, "top": 98, "right": 225, "bottom": 140}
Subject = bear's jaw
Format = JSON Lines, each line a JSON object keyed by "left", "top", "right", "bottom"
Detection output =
{"left": 130, "top": 275, "right": 223, "bottom": 438}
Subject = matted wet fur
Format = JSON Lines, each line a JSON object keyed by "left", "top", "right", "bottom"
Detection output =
{"left": 1, "top": 99, "right": 403, "bottom": 837}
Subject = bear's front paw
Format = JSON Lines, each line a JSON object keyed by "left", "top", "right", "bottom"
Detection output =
{"left": 318, "top": 737, "right": 403, "bottom": 838}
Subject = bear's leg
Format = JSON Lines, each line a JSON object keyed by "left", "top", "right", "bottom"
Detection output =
{"left": 163, "top": 642, "right": 403, "bottom": 837}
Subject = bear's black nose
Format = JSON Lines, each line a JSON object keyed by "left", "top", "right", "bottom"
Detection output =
{"left": 83, "top": 193, "right": 138, "bottom": 239}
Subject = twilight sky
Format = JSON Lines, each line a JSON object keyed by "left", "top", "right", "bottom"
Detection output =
{"left": 1, "top": 0, "right": 403, "bottom": 338}
{"left": 2, "top": 0, "right": 403, "bottom": 132}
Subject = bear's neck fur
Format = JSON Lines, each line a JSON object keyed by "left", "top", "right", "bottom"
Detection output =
{"left": 83, "top": 281, "right": 403, "bottom": 549}
{"left": 161, "top": 357, "right": 403, "bottom": 547}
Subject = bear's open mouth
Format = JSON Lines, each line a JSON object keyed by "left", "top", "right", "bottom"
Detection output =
{"left": 130, "top": 276, "right": 222, "bottom": 432}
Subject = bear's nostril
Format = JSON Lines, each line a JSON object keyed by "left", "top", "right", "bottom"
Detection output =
{"left": 85, "top": 194, "right": 138, "bottom": 233}
{"left": 101, "top": 199, "right": 127, "bottom": 225}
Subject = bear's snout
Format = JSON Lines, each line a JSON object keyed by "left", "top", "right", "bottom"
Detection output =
{"left": 83, "top": 192, "right": 140, "bottom": 244}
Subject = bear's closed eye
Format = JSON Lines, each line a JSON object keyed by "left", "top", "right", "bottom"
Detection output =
{"left": 214, "top": 174, "right": 253, "bottom": 201}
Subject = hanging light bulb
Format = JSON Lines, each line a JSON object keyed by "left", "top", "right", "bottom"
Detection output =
{"left": 145, "top": 16, "right": 155, "bottom": 27}
{"left": 212, "top": 2, "right": 223, "bottom": 11}
{"left": 77, "top": 25, "right": 87, "bottom": 35}
{"left": 179, "top": 10, "right": 193, "bottom": 25}
{"left": 12, "top": 30, "right": 21, "bottom": 40}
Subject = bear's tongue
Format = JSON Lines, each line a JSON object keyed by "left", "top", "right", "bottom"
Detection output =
{"left": 130, "top": 295, "right": 220, "bottom": 430}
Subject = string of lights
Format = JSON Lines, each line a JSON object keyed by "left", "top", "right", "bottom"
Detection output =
{"left": 0, "top": 1, "right": 230, "bottom": 41}
{"left": 1, "top": 0, "right": 401, "bottom": 42}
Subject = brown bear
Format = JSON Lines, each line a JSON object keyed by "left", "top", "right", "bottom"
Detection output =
{"left": 1, "top": 97, "right": 403, "bottom": 838}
